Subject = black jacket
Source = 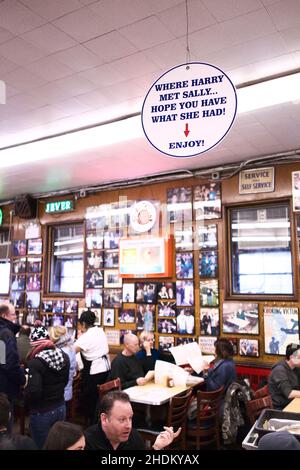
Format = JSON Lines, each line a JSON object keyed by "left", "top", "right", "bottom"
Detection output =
{"left": 84, "top": 423, "right": 145, "bottom": 450}
{"left": 0, "top": 317, "right": 25, "bottom": 399}
{"left": 25, "top": 348, "right": 70, "bottom": 412}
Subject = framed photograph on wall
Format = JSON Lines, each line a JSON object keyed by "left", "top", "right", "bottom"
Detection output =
{"left": 136, "top": 304, "right": 156, "bottom": 331}
{"left": 264, "top": 306, "right": 299, "bottom": 355}
{"left": 198, "top": 224, "right": 217, "bottom": 249}
{"left": 222, "top": 302, "right": 259, "bottom": 334}
{"left": 200, "top": 279, "right": 219, "bottom": 307}
{"left": 103, "top": 288, "right": 122, "bottom": 308}
{"left": 103, "top": 308, "right": 115, "bottom": 327}
{"left": 159, "top": 336, "right": 175, "bottom": 351}
{"left": 11, "top": 274, "right": 26, "bottom": 291}
{"left": 104, "top": 269, "right": 122, "bottom": 288}
{"left": 157, "top": 318, "right": 177, "bottom": 334}
{"left": 166, "top": 186, "right": 192, "bottom": 224}
{"left": 158, "top": 301, "right": 176, "bottom": 317}
{"left": 27, "top": 257, "right": 42, "bottom": 273}
{"left": 292, "top": 171, "right": 300, "bottom": 211}
{"left": 176, "top": 307, "right": 195, "bottom": 335}
{"left": 27, "top": 238, "right": 43, "bottom": 255}
{"left": 86, "top": 251, "right": 103, "bottom": 270}
{"left": 86, "top": 288, "right": 103, "bottom": 308}
{"left": 193, "top": 182, "right": 221, "bottom": 220}
{"left": 200, "top": 308, "right": 220, "bottom": 336}
{"left": 65, "top": 299, "right": 79, "bottom": 314}
{"left": 135, "top": 282, "right": 157, "bottom": 304}
{"left": 199, "top": 250, "right": 218, "bottom": 278}
{"left": 12, "top": 258, "right": 26, "bottom": 274}
{"left": 174, "top": 225, "right": 193, "bottom": 251}
{"left": 157, "top": 282, "right": 176, "bottom": 300}
{"left": 225, "top": 337, "right": 238, "bottom": 355}
{"left": 122, "top": 283, "right": 135, "bottom": 303}
{"left": 86, "top": 269, "right": 104, "bottom": 288}
{"left": 26, "top": 274, "right": 41, "bottom": 291}
{"left": 26, "top": 292, "right": 40, "bottom": 309}
{"left": 176, "top": 280, "right": 194, "bottom": 306}
{"left": 176, "top": 252, "right": 194, "bottom": 279}
{"left": 118, "top": 308, "right": 135, "bottom": 324}
{"left": 239, "top": 338, "right": 259, "bottom": 357}
{"left": 42, "top": 300, "right": 53, "bottom": 313}
{"left": 176, "top": 337, "right": 196, "bottom": 346}
{"left": 12, "top": 240, "right": 27, "bottom": 257}
{"left": 11, "top": 291, "right": 25, "bottom": 308}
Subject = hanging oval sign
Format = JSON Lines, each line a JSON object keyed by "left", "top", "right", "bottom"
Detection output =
{"left": 141, "top": 62, "right": 237, "bottom": 158}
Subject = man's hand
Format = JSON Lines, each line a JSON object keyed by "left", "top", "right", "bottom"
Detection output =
{"left": 152, "top": 426, "right": 182, "bottom": 450}
{"left": 143, "top": 340, "right": 152, "bottom": 355}
{"left": 136, "top": 377, "right": 148, "bottom": 386}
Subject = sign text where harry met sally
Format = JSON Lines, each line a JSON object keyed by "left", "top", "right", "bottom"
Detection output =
{"left": 141, "top": 62, "right": 237, "bottom": 158}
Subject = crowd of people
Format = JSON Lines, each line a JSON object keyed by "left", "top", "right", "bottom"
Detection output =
{"left": 1, "top": 299, "right": 300, "bottom": 451}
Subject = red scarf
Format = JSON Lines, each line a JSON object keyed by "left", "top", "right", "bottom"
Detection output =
{"left": 27, "top": 339, "right": 54, "bottom": 360}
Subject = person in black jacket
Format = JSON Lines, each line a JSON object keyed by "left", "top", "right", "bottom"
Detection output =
{"left": 108, "top": 333, "right": 152, "bottom": 389}
{"left": 25, "top": 321, "right": 70, "bottom": 449}
{"left": 85, "top": 391, "right": 180, "bottom": 450}
{"left": 0, "top": 303, "right": 26, "bottom": 431}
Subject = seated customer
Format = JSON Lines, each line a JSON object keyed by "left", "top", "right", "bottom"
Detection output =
{"left": 43, "top": 421, "right": 85, "bottom": 450}
{"left": 109, "top": 333, "right": 152, "bottom": 389}
{"left": 200, "top": 338, "right": 237, "bottom": 392}
{"left": 136, "top": 331, "right": 160, "bottom": 373}
{"left": 84, "top": 391, "right": 180, "bottom": 450}
{"left": 258, "top": 431, "right": 300, "bottom": 450}
{"left": 269, "top": 343, "right": 300, "bottom": 409}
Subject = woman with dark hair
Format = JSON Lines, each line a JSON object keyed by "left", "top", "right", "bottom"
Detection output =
{"left": 202, "top": 338, "right": 237, "bottom": 392}
{"left": 75, "top": 310, "right": 111, "bottom": 422}
{"left": 43, "top": 421, "right": 85, "bottom": 450}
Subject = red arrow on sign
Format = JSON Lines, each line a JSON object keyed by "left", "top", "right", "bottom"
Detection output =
{"left": 184, "top": 123, "right": 190, "bottom": 137}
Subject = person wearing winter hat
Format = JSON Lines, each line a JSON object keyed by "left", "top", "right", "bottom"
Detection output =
{"left": 49, "top": 326, "right": 76, "bottom": 418}
{"left": 75, "top": 309, "right": 111, "bottom": 423}
{"left": 25, "top": 320, "right": 70, "bottom": 449}
{"left": 258, "top": 431, "right": 300, "bottom": 450}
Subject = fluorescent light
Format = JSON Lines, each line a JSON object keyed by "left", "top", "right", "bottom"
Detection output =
{"left": 0, "top": 72, "right": 299, "bottom": 168}
{"left": 237, "top": 72, "right": 300, "bottom": 113}
{"left": 0, "top": 115, "right": 143, "bottom": 170}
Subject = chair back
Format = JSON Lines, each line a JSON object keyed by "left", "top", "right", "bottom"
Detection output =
{"left": 246, "top": 394, "right": 273, "bottom": 425}
{"left": 98, "top": 377, "right": 121, "bottom": 401}
{"left": 187, "top": 386, "right": 224, "bottom": 450}
{"left": 253, "top": 384, "right": 269, "bottom": 399}
{"left": 166, "top": 388, "right": 193, "bottom": 449}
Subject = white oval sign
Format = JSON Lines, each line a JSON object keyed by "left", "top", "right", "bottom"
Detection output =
{"left": 130, "top": 200, "right": 157, "bottom": 233}
{"left": 141, "top": 62, "right": 237, "bottom": 158}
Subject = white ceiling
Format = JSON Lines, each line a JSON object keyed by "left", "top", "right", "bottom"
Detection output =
{"left": 1, "top": 0, "right": 300, "bottom": 201}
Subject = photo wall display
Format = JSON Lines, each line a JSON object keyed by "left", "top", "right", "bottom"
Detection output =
{"left": 199, "top": 250, "right": 218, "bottom": 278}
{"left": 136, "top": 304, "right": 156, "bottom": 331}
{"left": 198, "top": 336, "right": 217, "bottom": 355}
{"left": 10, "top": 238, "right": 43, "bottom": 315}
{"left": 174, "top": 225, "right": 193, "bottom": 251}
{"left": 200, "top": 279, "right": 219, "bottom": 308}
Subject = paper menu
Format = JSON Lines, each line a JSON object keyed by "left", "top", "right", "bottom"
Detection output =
{"left": 154, "top": 360, "right": 189, "bottom": 387}
{"left": 169, "top": 342, "right": 215, "bottom": 374}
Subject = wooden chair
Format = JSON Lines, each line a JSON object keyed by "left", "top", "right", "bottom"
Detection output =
{"left": 97, "top": 377, "right": 121, "bottom": 401}
{"left": 186, "top": 386, "right": 224, "bottom": 450}
{"left": 138, "top": 388, "right": 193, "bottom": 450}
{"left": 92, "top": 378, "right": 122, "bottom": 423}
{"left": 246, "top": 394, "right": 273, "bottom": 425}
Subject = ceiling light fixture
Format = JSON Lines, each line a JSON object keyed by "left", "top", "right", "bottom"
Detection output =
{"left": 0, "top": 72, "right": 300, "bottom": 168}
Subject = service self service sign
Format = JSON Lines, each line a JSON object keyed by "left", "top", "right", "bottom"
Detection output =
{"left": 141, "top": 62, "right": 237, "bottom": 158}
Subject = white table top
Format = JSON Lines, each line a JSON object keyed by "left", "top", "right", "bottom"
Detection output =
{"left": 123, "top": 382, "right": 189, "bottom": 405}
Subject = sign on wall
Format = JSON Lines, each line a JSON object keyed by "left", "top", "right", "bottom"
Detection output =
{"left": 45, "top": 199, "right": 74, "bottom": 214}
{"left": 141, "top": 62, "right": 237, "bottom": 158}
{"left": 239, "top": 167, "right": 274, "bottom": 194}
